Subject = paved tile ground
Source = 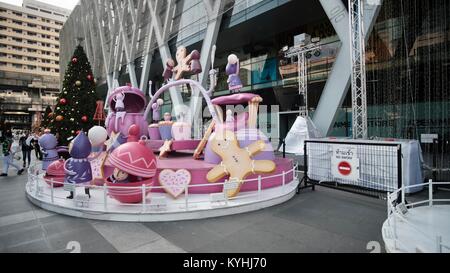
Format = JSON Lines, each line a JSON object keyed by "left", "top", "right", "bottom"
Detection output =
{"left": 5, "top": 153, "right": 444, "bottom": 253}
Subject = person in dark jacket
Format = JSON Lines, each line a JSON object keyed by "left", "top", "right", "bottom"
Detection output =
{"left": 19, "top": 133, "right": 32, "bottom": 168}
{"left": 30, "top": 133, "right": 42, "bottom": 160}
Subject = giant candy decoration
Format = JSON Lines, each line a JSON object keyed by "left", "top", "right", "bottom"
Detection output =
{"left": 38, "top": 131, "right": 59, "bottom": 171}
{"left": 106, "top": 137, "right": 157, "bottom": 203}
{"left": 158, "top": 169, "right": 192, "bottom": 199}
{"left": 204, "top": 93, "right": 275, "bottom": 164}
{"left": 43, "top": 159, "right": 65, "bottom": 188}
{"left": 105, "top": 86, "right": 148, "bottom": 138}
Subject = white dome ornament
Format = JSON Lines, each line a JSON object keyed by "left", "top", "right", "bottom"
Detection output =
{"left": 88, "top": 126, "right": 108, "bottom": 147}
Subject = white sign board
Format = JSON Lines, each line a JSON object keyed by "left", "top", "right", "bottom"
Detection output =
{"left": 420, "top": 134, "right": 438, "bottom": 144}
{"left": 331, "top": 145, "right": 360, "bottom": 182}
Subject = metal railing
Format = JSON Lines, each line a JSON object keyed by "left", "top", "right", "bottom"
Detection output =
{"left": 304, "top": 139, "right": 402, "bottom": 199}
{"left": 26, "top": 163, "right": 299, "bottom": 214}
{"left": 385, "top": 180, "right": 450, "bottom": 253}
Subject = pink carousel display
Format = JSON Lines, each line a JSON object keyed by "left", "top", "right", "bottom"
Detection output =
{"left": 25, "top": 50, "right": 299, "bottom": 222}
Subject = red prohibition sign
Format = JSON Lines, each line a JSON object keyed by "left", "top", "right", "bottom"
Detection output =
{"left": 338, "top": 161, "right": 352, "bottom": 176}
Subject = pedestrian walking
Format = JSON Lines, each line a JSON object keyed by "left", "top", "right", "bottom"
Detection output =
{"left": 1, "top": 131, "right": 25, "bottom": 177}
{"left": 31, "top": 133, "right": 43, "bottom": 160}
{"left": 19, "top": 133, "right": 32, "bottom": 168}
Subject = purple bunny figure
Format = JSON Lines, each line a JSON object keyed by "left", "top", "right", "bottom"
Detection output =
{"left": 226, "top": 54, "right": 243, "bottom": 92}
{"left": 163, "top": 59, "right": 175, "bottom": 82}
{"left": 64, "top": 131, "right": 92, "bottom": 199}
{"left": 189, "top": 50, "right": 202, "bottom": 75}
{"left": 38, "top": 132, "right": 59, "bottom": 171}
{"left": 151, "top": 98, "right": 164, "bottom": 122}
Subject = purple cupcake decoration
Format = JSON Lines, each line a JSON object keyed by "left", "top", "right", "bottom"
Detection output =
{"left": 38, "top": 132, "right": 59, "bottom": 171}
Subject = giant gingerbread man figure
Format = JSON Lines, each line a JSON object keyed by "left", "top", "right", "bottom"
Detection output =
{"left": 206, "top": 130, "right": 276, "bottom": 198}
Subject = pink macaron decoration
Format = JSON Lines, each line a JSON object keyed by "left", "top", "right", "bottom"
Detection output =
{"left": 44, "top": 159, "right": 65, "bottom": 188}
{"left": 106, "top": 139, "right": 157, "bottom": 203}
{"left": 108, "top": 139, "right": 157, "bottom": 178}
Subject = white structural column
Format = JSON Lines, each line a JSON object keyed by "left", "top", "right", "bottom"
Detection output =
{"left": 147, "top": 0, "right": 184, "bottom": 111}
{"left": 189, "top": 0, "right": 224, "bottom": 137}
{"left": 313, "top": 0, "right": 381, "bottom": 136}
{"left": 139, "top": 26, "right": 155, "bottom": 93}
{"left": 113, "top": 0, "right": 138, "bottom": 87}
{"left": 92, "top": 0, "right": 113, "bottom": 90}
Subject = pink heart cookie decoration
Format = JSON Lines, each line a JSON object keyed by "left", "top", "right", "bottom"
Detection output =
{"left": 158, "top": 169, "right": 192, "bottom": 198}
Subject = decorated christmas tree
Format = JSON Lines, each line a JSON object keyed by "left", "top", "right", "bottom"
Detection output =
{"left": 41, "top": 105, "right": 53, "bottom": 129}
{"left": 49, "top": 44, "right": 97, "bottom": 145}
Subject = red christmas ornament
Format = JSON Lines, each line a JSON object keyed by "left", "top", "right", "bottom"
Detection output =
{"left": 87, "top": 74, "right": 93, "bottom": 81}
{"left": 59, "top": 98, "right": 67, "bottom": 105}
{"left": 81, "top": 116, "right": 88, "bottom": 122}
{"left": 72, "top": 57, "right": 78, "bottom": 64}
{"left": 55, "top": 115, "right": 64, "bottom": 121}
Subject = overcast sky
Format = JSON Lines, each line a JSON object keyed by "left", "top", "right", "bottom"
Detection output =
{"left": 0, "top": 0, "right": 78, "bottom": 10}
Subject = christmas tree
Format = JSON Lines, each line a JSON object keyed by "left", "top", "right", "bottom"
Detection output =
{"left": 41, "top": 105, "right": 53, "bottom": 129}
{"left": 49, "top": 44, "right": 97, "bottom": 145}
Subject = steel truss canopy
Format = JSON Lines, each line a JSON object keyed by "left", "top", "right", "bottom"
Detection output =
{"left": 60, "top": 0, "right": 227, "bottom": 122}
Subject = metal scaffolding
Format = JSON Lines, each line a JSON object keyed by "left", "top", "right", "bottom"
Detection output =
{"left": 349, "top": 0, "right": 382, "bottom": 139}
{"left": 284, "top": 41, "right": 321, "bottom": 117}
{"left": 349, "top": 0, "right": 368, "bottom": 139}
